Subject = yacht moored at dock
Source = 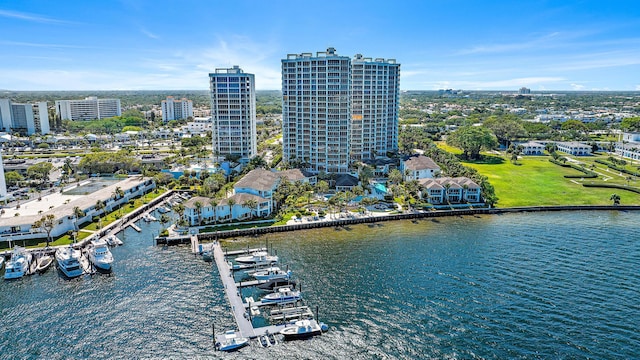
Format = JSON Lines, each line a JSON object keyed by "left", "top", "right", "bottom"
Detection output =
{"left": 280, "top": 319, "right": 323, "bottom": 340}
{"left": 215, "top": 330, "right": 249, "bottom": 352}
{"left": 235, "top": 251, "right": 278, "bottom": 265}
{"left": 88, "top": 238, "right": 114, "bottom": 271}
{"left": 248, "top": 266, "right": 292, "bottom": 281}
{"left": 261, "top": 287, "right": 302, "bottom": 305}
{"left": 104, "top": 235, "right": 123, "bottom": 247}
{"left": 3, "top": 247, "right": 32, "bottom": 280}
{"left": 55, "top": 246, "right": 84, "bottom": 278}
{"left": 142, "top": 214, "right": 157, "bottom": 222}
{"left": 35, "top": 254, "right": 53, "bottom": 273}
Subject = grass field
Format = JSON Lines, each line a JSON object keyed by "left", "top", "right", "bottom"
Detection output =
{"left": 463, "top": 154, "right": 640, "bottom": 207}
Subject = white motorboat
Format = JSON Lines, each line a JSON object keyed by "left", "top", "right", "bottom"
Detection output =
{"left": 0, "top": 256, "right": 4, "bottom": 270}
{"left": 36, "top": 255, "right": 53, "bottom": 273}
{"left": 261, "top": 287, "right": 302, "bottom": 305}
{"left": 3, "top": 246, "right": 32, "bottom": 280}
{"left": 248, "top": 266, "right": 292, "bottom": 281}
{"left": 158, "top": 206, "right": 170, "bottom": 214}
{"left": 55, "top": 246, "right": 84, "bottom": 278}
{"left": 280, "top": 319, "right": 322, "bottom": 340}
{"left": 88, "top": 238, "right": 114, "bottom": 271}
{"left": 104, "top": 235, "right": 123, "bottom": 247}
{"left": 142, "top": 214, "right": 157, "bottom": 222}
{"left": 215, "top": 330, "right": 249, "bottom": 352}
{"left": 235, "top": 251, "right": 278, "bottom": 265}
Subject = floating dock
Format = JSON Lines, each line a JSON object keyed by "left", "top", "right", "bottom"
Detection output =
{"left": 212, "top": 242, "right": 289, "bottom": 341}
{"left": 223, "top": 247, "right": 267, "bottom": 256}
{"left": 268, "top": 306, "right": 314, "bottom": 322}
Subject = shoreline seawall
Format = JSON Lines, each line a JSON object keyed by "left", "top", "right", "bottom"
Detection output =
{"left": 157, "top": 205, "right": 640, "bottom": 244}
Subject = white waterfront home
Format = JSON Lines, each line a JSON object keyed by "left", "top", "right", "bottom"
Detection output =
{"left": 400, "top": 155, "right": 441, "bottom": 181}
{"left": 418, "top": 177, "right": 482, "bottom": 204}
{"left": 182, "top": 168, "right": 316, "bottom": 226}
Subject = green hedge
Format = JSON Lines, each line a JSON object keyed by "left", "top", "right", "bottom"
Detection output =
{"left": 582, "top": 183, "right": 640, "bottom": 194}
{"left": 549, "top": 159, "right": 597, "bottom": 178}
{"left": 595, "top": 159, "right": 639, "bottom": 177}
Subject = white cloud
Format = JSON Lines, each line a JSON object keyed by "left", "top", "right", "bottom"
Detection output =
{"left": 571, "top": 83, "right": 585, "bottom": 90}
{"left": 457, "top": 32, "right": 565, "bottom": 55}
{"left": 0, "top": 9, "right": 74, "bottom": 24}
{"left": 140, "top": 28, "right": 159, "bottom": 40}
{"left": 2, "top": 35, "right": 285, "bottom": 90}
{"left": 636, "top": 85, "right": 640, "bottom": 91}
{"left": 409, "top": 77, "right": 565, "bottom": 91}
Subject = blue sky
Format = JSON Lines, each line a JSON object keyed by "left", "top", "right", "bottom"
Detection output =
{"left": 1, "top": 0, "right": 639, "bottom": 91}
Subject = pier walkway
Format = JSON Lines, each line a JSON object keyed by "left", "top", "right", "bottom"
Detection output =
{"left": 212, "top": 241, "right": 255, "bottom": 338}
{"left": 212, "top": 242, "right": 289, "bottom": 341}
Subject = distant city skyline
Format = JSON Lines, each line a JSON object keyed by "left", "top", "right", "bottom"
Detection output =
{"left": 1, "top": 1, "right": 639, "bottom": 91}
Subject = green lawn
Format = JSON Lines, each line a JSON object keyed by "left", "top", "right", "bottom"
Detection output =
{"left": 464, "top": 155, "right": 640, "bottom": 207}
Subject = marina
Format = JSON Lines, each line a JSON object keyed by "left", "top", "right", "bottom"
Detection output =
{"left": 210, "top": 240, "right": 325, "bottom": 349}
{"left": 1, "top": 211, "right": 640, "bottom": 358}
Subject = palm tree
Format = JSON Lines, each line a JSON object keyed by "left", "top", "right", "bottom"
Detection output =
{"left": 315, "top": 180, "right": 329, "bottom": 197}
{"left": 245, "top": 199, "right": 258, "bottom": 220}
{"left": 610, "top": 193, "right": 621, "bottom": 206}
{"left": 112, "top": 186, "right": 125, "bottom": 215}
{"left": 227, "top": 198, "right": 236, "bottom": 221}
{"left": 194, "top": 201, "right": 203, "bottom": 226}
{"left": 33, "top": 214, "right": 56, "bottom": 247}
{"left": 209, "top": 198, "right": 219, "bottom": 225}
{"left": 73, "top": 206, "right": 85, "bottom": 231}
{"left": 95, "top": 200, "right": 106, "bottom": 228}
{"left": 388, "top": 169, "right": 403, "bottom": 185}
{"left": 173, "top": 204, "right": 185, "bottom": 227}
{"left": 159, "top": 213, "right": 170, "bottom": 230}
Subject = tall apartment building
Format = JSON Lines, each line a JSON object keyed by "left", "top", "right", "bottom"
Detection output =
{"left": 281, "top": 48, "right": 400, "bottom": 173}
{"left": 351, "top": 54, "right": 400, "bottom": 159}
{"left": 209, "top": 66, "right": 257, "bottom": 162}
{"left": 282, "top": 47, "right": 351, "bottom": 173}
{"left": 0, "top": 99, "right": 50, "bottom": 135}
{"left": 55, "top": 97, "right": 121, "bottom": 121}
{"left": 161, "top": 96, "right": 193, "bottom": 122}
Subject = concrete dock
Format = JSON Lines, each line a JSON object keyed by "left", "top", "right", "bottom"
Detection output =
{"left": 212, "top": 241, "right": 290, "bottom": 341}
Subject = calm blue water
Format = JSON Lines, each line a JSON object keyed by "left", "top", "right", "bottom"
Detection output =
{"left": 1, "top": 210, "right": 639, "bottom": 359}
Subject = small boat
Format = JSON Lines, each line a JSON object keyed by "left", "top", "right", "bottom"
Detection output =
{"left": 142, "top": 214, "right": 157, "bottom": 222}
{"left": 248, "top": 266, "right": 292, "bottom": 281}
{"left": 202, "top": 250, "right": 213, "bottom": 262}
{"left": 88, "top": 238, "right": 114, "bottom": 271}
{"left": 104, "top": 235, "right": 123, "bottom": 247}
{"left": 216, "top": 330, "right": 249, "bottom": 352}
{"left": 4, "top": 247, "right": 32, "bottom": 280}
{"left": 0, "top": 256, "right": 5, "bottom": 270}
{"left": 36, "top": 255, "right": 54, "bottom": 273}
{"left": 257, "top": 278, "right": 297, "bottom": 291}
{"left": 235, "top": 251, "right": 278, "bottom": 265}
{"left": 259, "top": 331, "right": 278, "bottom": 347}
{"left": 261, "top": 287, "right": 302, "bottom": 305}
{"left": 158, "top": 206, "right": 170, "bottom": 214}
{"left": 280, "top": 319, "right": 323, "bottom": 340}
{"left": 55, "top": 245, "right": 84, "bottom": 278}
{"left": 267, "top": 332, "right": 279, "bottom": 346}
